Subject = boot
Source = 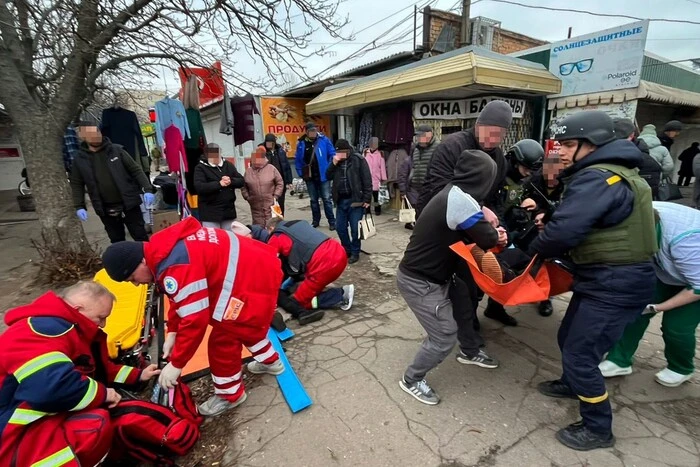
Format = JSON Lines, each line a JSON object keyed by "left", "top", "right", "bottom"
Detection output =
{"left": 538, "top": 299, "right": 553, "bottom": 317}
{"left": 537, "top": 379, "right": 578, "bottom": 399}
{"left": 483, "top": 300, "right": 518, "bottom": 326}
{"left": 555, "top": 421, "right": 615, "bottom": 451}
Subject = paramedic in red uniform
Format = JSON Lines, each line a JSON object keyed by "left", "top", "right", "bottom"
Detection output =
{"left": 0, "top": 281, "right": 160, "bottom": 466}
{"left": 102, "top": 217, "right": 285, "bottom": 417}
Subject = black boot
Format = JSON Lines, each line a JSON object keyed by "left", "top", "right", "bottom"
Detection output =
{"left": 298, "top": 309, "right": 325, "bottom": 325}
{"left": 404, "top": 223, "right": 414, "bottom": 230}
{"left": 555, "top": 421, "right": 615, "bottom": 451}
{"left": 538, "top": 299, "right": 553, "bottom": 317}
{"left": 483, "top": 300, "right": 517, "bottom": 326}
{"left": 270, "top": 311, "right": 286, "bottom": 332}
{"left": 537, "top": 379, "right": 578, "bottom": 399}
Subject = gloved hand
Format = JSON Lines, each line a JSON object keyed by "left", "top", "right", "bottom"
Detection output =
{"left": 642, "top": 304, "right": 661, "bottom": 315}
{"left": 144, "top": 192, "right": 155, "bottom": 207}
{"left": 162, "top": 332, "right": 176, "bottom": 359}
{"left": 76, "top": 209, "right": 88, "bottom": 222}
{"left": 158, "top": 363, "right": 181, "bottom": 389}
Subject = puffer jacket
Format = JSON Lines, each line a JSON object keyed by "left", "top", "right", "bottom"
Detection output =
{"left": 639, "top": 125, "right": 674, "bottom": 176}
{"left": 242, "top": 160, "right": 283, "bottom": 226}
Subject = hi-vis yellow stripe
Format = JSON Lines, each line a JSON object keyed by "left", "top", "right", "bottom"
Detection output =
{"left": 8, "top": 408, "right": 50, "bottom": 425}
{"left": 606, "top": 175, "right": 621, "bottom": 186}
{"left": 578, "top": 391, "right": 608, "bottom": 404}
{"left": 14, "top": 352, "right": 72, "bottom": 382}
{"left": 114, "top": 366, "right": 133, "bottom": 384}
{"left": 71, "top": 378, "right": 98, "bottom": 411}
{"left": 31, "top": 446, "right": 75, "bottom": 467}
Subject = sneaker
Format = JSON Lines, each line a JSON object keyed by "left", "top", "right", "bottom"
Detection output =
{"left": 348, "top": 255, "right": 359, "bottom": 264}
{"left": 538, "top": 299, "right": 553, "bottom": 317}
{"left": 340, "top": 284, "right": 355, "bottom": 311}
{"left": 537, "top": 379, "right": 578, "bottom": 400}
{"left": 555, "top": 421, "right": 615, "bottom": 451}
{"left": 484, "top": 301, "right": 518, "bottom": 327}
{"left": 248, "top": 359, "right": 285, "bottom": 376}
{"left": 329, "top": 224, "right": 336, "bottom": 231}
{"left": 655, "top": 368, "right": 693, "bottom": 387}
{"left": 456, "top": 349, "right": 499, "bottom": 369}
{"left": 404, "top": 223, "right": 414, "bottom": 230}
{"left": 298, "top": 309, "right": 324, "bottom": 325}
{"left": 599, "top": 360, "right": 632, "bottom": 378}
{"left": 399, "top": 378, "right": 440, "bottom": 405}
{"left": 198, "top": 392, "right": 247, "bottom": 416}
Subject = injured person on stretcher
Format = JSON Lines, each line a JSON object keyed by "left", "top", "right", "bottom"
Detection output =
{"left": 0, "top": 281, "right": 162, "bottom": 466}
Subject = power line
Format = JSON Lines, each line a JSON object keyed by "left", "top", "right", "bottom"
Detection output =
{"left": 483, "top": 0, "right": 700, "bottom": 26}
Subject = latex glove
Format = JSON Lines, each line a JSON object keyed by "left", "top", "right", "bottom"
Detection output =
{"left": 158, "top": 363, "right": 181, "bottom": 389}
{"left": 76, "top": 209, "right": 88, "bottom": 222}
{"left": 139, "top": 363, "right": 161, "bottom": 382}
{"left": 162, "top": 332, "right": 176, "bottom": 359}
{"left": 144, "top": 192, "right": 155, "bottom": 207}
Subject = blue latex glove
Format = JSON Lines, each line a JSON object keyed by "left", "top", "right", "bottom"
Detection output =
{"left": 76, "top": 209, "right": 88, "bottom": 221}
{"left": 144, "top": 192, "right": 155, "bottom": 207}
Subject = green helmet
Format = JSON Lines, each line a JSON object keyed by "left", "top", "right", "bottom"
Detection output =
{"left": 508, "top": 139, "right": 544, "bottom": 170}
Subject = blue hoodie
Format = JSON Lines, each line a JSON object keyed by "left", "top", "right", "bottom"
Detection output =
{"left": 294, "top": 133, "right": 336, "bottom": 183}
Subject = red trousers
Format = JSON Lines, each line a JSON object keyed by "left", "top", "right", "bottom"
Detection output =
{"left": 294, "top": 240, "right": 348, "bottom": 309}
{"left": 13, "top": 409, "right": 112, "bottom": 467}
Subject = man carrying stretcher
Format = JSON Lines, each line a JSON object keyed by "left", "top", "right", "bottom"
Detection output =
{"left": 102, "top": 217, "right": 285, "bottom": 417}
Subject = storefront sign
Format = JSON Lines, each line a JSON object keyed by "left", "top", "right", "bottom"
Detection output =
{"left": 261, "top": 97, "right": 331, "bottom": 157}
{"left": 549, "top": 20, "right": 649, "bottom": 97}
{"left": 413, "top": 96, "right": 526, "bottom": 120}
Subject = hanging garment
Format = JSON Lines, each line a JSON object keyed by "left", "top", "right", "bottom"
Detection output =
{"left": 230, "top": 94, "right": 259, "bottom": 145}
{"left": 101, "top": 107, "right": 148, "bottom": 161}
{"left": 386, "top": 148, "right": 409, "bottom": 182}
{"left": 219, "top": 87, "right": 234, "bottom": 135}
{"left": 184, "top": 108, "right": 206, "bottom": 149}
{"left": 384, "top": 104, "right": 414, "bottom": 145}
{"left": 164, "top": 125, "right": 188, "bottom": 173}
{"left": 182, "top": 74, "right": 200, "bottom": 110}
{"left": 358, "top": 113, "right": 373, "bottom": 151}
{"left": 155, "top": 98, "right": 190, "bottom": 147}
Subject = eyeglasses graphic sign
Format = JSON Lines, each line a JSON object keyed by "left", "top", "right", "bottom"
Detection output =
{"left": 548, "top": 20, "right": 649, "bottom": 97}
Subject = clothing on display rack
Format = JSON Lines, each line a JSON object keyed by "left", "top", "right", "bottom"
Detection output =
{"left": 101, "top": 106, "right": 150, "bottom": 174}
{"left": 231, "top": 94, "right": 259, "bottom": 145}
{"left": 184, "top": 108, "right": 206, "bottom": 149}
{"left": 384, "top": 104, "right": 414, "bottom": 144}
{"left": 386, "top": 147, "right": 410, "bottom": 198}
{"left": 155, "top": 97, "right": 190, "bottom": 147}
{"left": 219, "top": 87, "right": 234, "bottom": 135}
{"left": 181, "top": 75, "right": 201, "bottom": 110}
{"left": 164, "top": 125, "right": 188, "bottom": 173}
{"left": 358, "top": 113, "right": 373, "bottom": 151}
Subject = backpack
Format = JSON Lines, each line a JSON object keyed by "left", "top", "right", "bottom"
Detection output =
{"left": 110, "top": 381, "right": 203, "bottom": 465}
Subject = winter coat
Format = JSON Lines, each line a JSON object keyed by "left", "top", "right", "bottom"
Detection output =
{"left": 678, "top": 144, "right": 700, "bottom": 176}
{"left": 294, "top": 133, "right": 335, "bottom": 182}
{"left": 242, "top": 160, "right": 284, "bottom": 226}
{"left": 635, "top": 138, "right": 662, "bottom": 200}
{"left": 258, "top": 143, "right": 293, "bottom": 185}
{"left": 326, "top": 152, "right": 373, "bottom": 206}
{"left": 70, "top": 139, "right": 153, "bottom": 217}
{"left": 193, "top": 159, "right": 245, "bottom": 223}
{"left": 639, "top": 125, "right": 674, "bottom": 176}
{"left": 364, "top": 149, "right": 387, "bottom": 191}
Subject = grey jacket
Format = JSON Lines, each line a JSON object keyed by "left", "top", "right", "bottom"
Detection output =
{"left": 639, "top": 125, "right": 674, "bottom": 176}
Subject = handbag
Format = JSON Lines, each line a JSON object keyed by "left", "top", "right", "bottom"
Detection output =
{"left": 359, "top": 212, "right": 377, "bottom": 240}
{"left": 271, "top": 199, "right": 283, "bottom": 219}
{"left": 378, "top": 183, "right": 390, "bottom": 205}
{"left": 659, "top": 176, "right": 682, "bottom": 201}
{"left": 399, "top": 196, "right": 416, "bottom": 223}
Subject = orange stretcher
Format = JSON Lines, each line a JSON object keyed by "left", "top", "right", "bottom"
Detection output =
{"left": 450, "top": 242, "right": 573, "bottom": 306}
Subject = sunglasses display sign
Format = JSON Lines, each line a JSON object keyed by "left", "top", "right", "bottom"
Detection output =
{"left": 413, "top": 96, "right": 526, "bottom": 120}
{"left": 549, "top": 20, "right": 649, "bottom": 97}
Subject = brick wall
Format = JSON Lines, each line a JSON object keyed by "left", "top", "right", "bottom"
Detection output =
{"left": 425, "top": 9, "right": 547, "bottom": 54}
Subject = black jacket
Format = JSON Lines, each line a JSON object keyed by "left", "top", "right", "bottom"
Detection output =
{"left": 193, "top": 159, "right": 245, "bottom": 222}
{"left": 258, "top": 143, "right": 293, "bottom": 185}
{"left": 635, "top": 138, "right": 661, "bottom": 199}
{"left": 678, "top": 145, "right": 700, "bottom": 176}
{"left": 325, "top": 153, "right": 373, "bottom": 205}
{"left": 70, "top": 139, "right": 153, "bottom": 217}
{"left": 417, "top": 128, "right": 506, "bottom": 214}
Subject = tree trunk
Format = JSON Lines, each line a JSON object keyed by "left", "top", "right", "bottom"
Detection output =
{"left": 15, "top": 111, "right": 94, "bottom": 258}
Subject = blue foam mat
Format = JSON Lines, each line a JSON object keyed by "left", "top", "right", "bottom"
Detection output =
{"left": 267, "top": 329, "right": 312, "bottom": 413}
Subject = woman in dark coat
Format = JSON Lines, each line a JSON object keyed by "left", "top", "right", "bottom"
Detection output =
{"left": 193, "top": 143, "right": 244, "bottom": 230}
{"left": 677, "top": 142, "right": 700, "bottom": 186}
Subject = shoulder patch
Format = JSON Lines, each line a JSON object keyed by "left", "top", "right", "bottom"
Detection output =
{"left": 28, "top": 317, "right": 74, "bottom": 337}
{"left": 163, "top": 276, "right": 179, "bottom": 294}
{"left": 606, "top": 175, "right": 621, "bottom": 186}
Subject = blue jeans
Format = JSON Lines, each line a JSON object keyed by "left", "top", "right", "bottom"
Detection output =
{"left": 307, "top": 180, "right": 335, "bottom": 226}
{"left": 336, "top": 197, "right": 364, "bottom": 256}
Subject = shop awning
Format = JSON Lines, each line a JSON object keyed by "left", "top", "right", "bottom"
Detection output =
{"left": 548, "top": 80, "right": 700, "bottom": 110}
{"left": 306, "top": 47, "right": 561, "bottom": 115}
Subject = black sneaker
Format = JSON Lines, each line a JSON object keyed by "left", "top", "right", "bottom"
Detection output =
{"left": 298, "top": 309, "right": 324, "bottom": 325}
{"left": 329, "top": 224, "right": 336, "bottom": 231}
{"left": 404, "top": 223, "right": 414, "bottom": 230}
{"left": 538, "top": 299, "right": 553, "bottom": 317}
{"left": 537, "top": 379, "right": 578, "bottom": 400}
{"left": 399, "top": 378, "right": 440, "bottom": 405}
{"left": 483, "top": 301, "right": 518, "bottom": 326}
{"left": 555, "top": 421, "right": 615, "bottom": 451}
{"left": 348, "top": 255, "right": 359, "bottom": 264}
{"left": 456, "top": 349, "right": 499, "bottom": 369}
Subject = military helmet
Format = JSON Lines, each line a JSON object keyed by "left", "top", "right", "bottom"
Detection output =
{"left": 550, "top": 111, "right": 616, "bottom": 146}
{"left": 508, "top": 139, "right": 544, "bottom": 170}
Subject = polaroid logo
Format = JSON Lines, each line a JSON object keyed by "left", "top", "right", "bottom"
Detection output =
{"left": 607, "top": 70, "right": 637, "bottom": 79}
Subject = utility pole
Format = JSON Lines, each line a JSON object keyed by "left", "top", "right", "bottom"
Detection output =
{"left": 461, "top": 0, "right": 471, "bottom": 46}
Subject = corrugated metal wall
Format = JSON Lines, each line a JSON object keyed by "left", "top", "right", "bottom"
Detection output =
{"left": 640, "top": 56, "right": 700, "bottom": 93}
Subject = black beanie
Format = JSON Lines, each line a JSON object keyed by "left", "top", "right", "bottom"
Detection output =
{"left": 613, "top": 118, "right": 636, "bottom": 140}
{"left": 264, "top": 133, "right": 277, "bottom": 143}
{"left": 102, "top": 241, "right": 145, "bottom": 282}
{"left": 452, "top": 150, "right": 497, "bottom": 202}
{"left": 476, "top": 100, "right": 513, "bottom": 129}
{"left": 335, "top": 139, "right": 353, "bottom": 152}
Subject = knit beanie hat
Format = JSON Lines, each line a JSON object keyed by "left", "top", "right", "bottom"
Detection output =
{"left": 476, "top": 101, "right": 513, "bottom": 129}
{"left": 613, "top": 118, "right": 636, "bottom": 140}
{"left": 452, "top": 150, "right": 497, "bottom": 202}
{"left": 102, "top": 242, "right": 145, "bottom": 282}
{"left": 335, "top": 139, "right": 353, "bottom": 152}
{"left": 264, "top": 133, "right": 277, "bottom": 143}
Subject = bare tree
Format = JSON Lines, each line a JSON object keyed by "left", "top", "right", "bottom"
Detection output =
{"left": 0, "top": 0, "right": 347, "bottom": 264}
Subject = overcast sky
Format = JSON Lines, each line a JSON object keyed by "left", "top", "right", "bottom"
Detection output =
{"left": 159, "top": 0, "right": 700, "bottom": 93}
